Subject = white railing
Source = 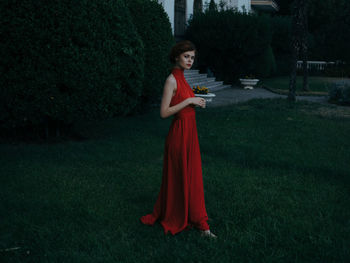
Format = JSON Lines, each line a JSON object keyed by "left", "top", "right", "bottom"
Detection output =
{"left": 251, "top": 1, "right": 279, "bottom": 10}
{"left": 297, "top": 61, "right": 335, "bottom": 71}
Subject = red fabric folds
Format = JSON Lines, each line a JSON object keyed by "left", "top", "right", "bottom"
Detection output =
{"left": 140, "top": 67, "right": 210, "bottom": 235}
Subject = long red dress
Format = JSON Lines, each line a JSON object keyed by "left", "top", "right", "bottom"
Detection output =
{"left": 140, "top": 67, "right": 210, "bottom": 235}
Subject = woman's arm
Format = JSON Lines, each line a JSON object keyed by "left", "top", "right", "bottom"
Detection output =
{"left": 160, "top": 75, "right": 205, "bottom": 119}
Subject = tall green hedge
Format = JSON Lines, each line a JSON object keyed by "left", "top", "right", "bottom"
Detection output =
{"left": 270, "top": 16, "right": 292, "bottom": 76}
{"left": 308, "top": 0, "right": 350, "bottom": 64}
{"left": 127, "top": 0, "right": 174, "bottom": 109}
{"left": 185, "top": 10, "right": 275, "bottom": 83}
{"left": 255, "top": 45, "right": 277, "bottom": 78}
{"left": 0, "top": 0, "right": 144, "bottom": 132}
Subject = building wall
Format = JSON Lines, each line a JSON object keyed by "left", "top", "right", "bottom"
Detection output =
{"left": 213, "top": 0, "right": 251, "bottom": 12}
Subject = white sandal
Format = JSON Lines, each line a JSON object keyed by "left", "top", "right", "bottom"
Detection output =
{"left": 200, "top": 229, "right": 217, "bottom": 239}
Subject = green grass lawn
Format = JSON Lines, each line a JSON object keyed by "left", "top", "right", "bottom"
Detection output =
{"left": 260, "top": 76, "right": 348, "bottom": 94}
{"left": 1, "top": 99, "right": 349, "bottom": 262}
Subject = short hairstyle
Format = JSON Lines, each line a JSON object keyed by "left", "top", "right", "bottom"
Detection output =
{"left": 169, "top": 40, "right": 196, "bottom": 64}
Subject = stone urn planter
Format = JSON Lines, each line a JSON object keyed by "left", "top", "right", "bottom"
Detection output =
{"left": 194, "top": 93, "right": 216, "bottom": 102}
{"left": 192, "top": 86, "right": 216, "bottom": 102}
{"left": 239, "top": 78, "right": 260, "bottom": 90}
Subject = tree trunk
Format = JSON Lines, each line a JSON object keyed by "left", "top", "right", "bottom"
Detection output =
{"left": 288, "top": 0, "right": 300, "bottom": 102}
{"left": 289, "top": 40, "right": 297, "bottom": 102}
{"left": 301, "top": 0, "right": 309, "bottom": 91}
{"left": 301, "top": 44, "right": 309, "bottom": 91}
{"left": 289, "top": 0, "right": 309, "bottom": 99}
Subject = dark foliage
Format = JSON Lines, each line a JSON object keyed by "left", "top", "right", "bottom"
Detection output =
{"left": 126, "top": 0, "right": 175, "bottom": 111}
{"left": 328, "top": 81, "right": 350, "bottom": 106}
{"left": 185, "top": 9, "right": 275, "bottom": 84}
{"left": 270, "top": 16, "right": 292, "bottom": 76}
{"left": 0, "top": 0, "right": 144, "bottom": 136}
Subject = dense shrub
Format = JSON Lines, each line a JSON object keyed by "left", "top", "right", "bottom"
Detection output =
{"left": 185, "top": 10, "right": 274, "bottom": 83}
{"left": 255, "top": 45, "right": 277, "bottom": 78}
{"left": 308, "top": 0, "right": 350, "bottom": 64}
{"left": 126, "top": 0, "right": 175, "bottom": 109}
{"left": 324, "top": 63, "right": 350, "bottom": 78}
{"left": 270, "top": 16, "right": 292, "bottom": 76}
{"left": 0, "top": 0, "right": 144, "bottom": 134}
{"left": 328, "top": 81, "right": 350, "bottom": 106}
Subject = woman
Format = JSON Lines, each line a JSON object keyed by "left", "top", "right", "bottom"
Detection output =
{"left": 140, "top": 40, "right": 217, "bottom": 238}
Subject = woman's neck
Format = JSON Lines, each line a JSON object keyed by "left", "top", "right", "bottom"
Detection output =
{"left": 173, "top": 66, "right": 184, "bottom": 71}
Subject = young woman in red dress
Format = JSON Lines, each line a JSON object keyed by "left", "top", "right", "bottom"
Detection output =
{"left": 140, "top": 40, "right": 217, "bottom": 238}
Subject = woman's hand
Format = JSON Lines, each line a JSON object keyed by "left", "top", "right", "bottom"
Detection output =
{"left": 187, "top": 97, "right": 206, "bottom": 108}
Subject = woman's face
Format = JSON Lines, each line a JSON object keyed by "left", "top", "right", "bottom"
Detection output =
{"left": 176, "top": 51, "right": 195, "bottom": 70}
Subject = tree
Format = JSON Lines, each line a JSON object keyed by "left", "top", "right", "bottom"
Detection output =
{"left": 288, "top": 0, "right": 309, "bottom": 101}
{"left": 308, "top": 0, "right": 350, "bottom": 63}
{"left": 301, "top": 0, "right": 309, "bottom": 91}
{"left": 275, "top": 0, "right": 293, "bottom": 15}
{"left": 218, "top": 0, "right": 227, "bottom": 11}
{"left": 208, "top": 0, "right": 217, "bottom": 12}
{"left": 194, "top": 0, "right": 204, "bottom": 16}
{"left": 280, "top": 0, "right": 350, "bottom": 64}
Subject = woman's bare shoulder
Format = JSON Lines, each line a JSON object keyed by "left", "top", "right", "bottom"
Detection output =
{"left": 164, "top": 74, "right": 177, "bottom": 91}
{"left": 165, "top": 74, "right": 176, "bottom": 85}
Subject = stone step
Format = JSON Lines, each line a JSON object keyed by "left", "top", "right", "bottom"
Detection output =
{"left": 183, "top": 69, "right": 232, "bottom": 93}
{"left": 205, "top": 82, "right": 225, "bottom": 90}
{"left": 209, "top": 84, "right": 232, "bottom": 92}
{"left": 185, "top": 74, "right": 209, "bottom": 82}
{"left": 188, "top": 78, "right": 217, "bottom": 85}
{"left": 184, "top": 70, "right": 218, "bottom": 83}
{"left": 184, "top": 71, "right": 203, "bottom": 76}
{"left": 188, "top": 79, "right": 216, "bottom": 87}
{"left": 184, "top": 69, "right": 200, "bottom": 75}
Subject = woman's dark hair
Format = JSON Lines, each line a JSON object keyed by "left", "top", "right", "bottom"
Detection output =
{"left": 169, "top": 40, "right": 196, "bottom": 64}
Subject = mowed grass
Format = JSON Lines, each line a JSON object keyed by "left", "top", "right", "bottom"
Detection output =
{"left": 0, "top": 99, "right": 349, "bottom": 262}
{"left": 260, "top": 76, "right": 348, "bottom": 94}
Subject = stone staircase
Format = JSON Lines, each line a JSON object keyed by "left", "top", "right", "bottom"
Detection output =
{"left": 184, "top": 69, "right": 232, "bottom": 92}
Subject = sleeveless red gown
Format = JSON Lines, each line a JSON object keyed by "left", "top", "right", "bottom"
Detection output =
{"left": 140, "top": 67, "right": 210, "bottom": 235}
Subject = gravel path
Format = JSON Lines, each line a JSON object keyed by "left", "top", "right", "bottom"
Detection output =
{"left": 208, "top": 87, "right": 329, "bottom": 107}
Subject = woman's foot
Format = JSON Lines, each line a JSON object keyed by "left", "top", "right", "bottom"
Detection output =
{"left": 200, "top": 229, "right": 217, "bottom": 239}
